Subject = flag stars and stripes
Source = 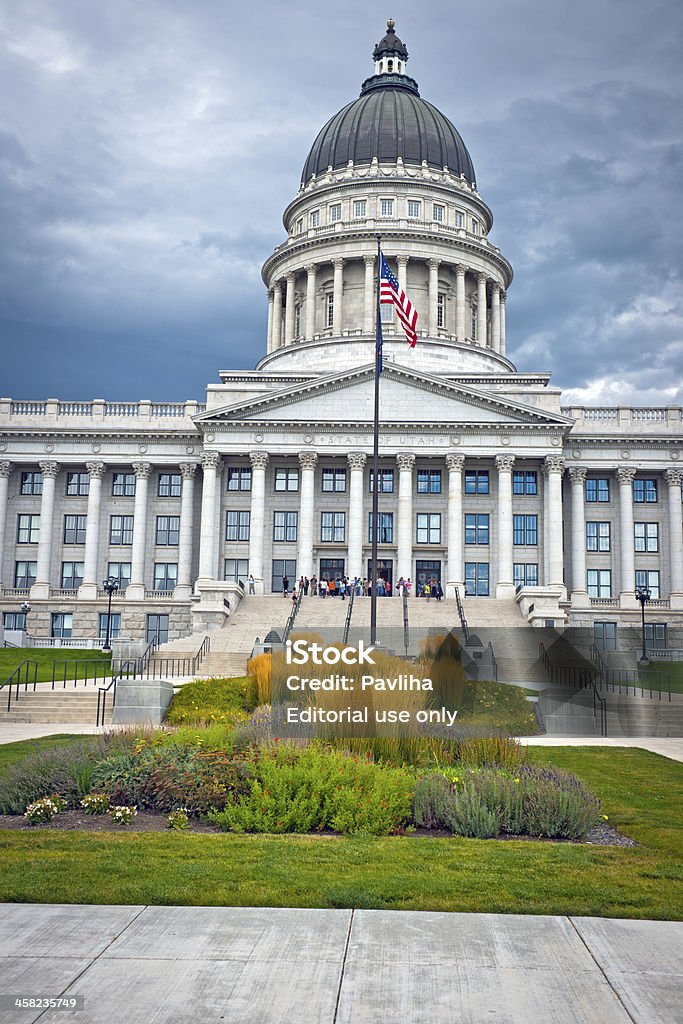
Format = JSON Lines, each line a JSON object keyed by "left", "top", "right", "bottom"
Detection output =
{"left": 380, "top": 253, "right": 418, "bottom": 348}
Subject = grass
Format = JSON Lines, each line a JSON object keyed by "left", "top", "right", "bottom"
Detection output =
{"left": 0, "top": 746, "right": 680, "bottom": 919}
{"left": 0, "top": 649, "right": 111, "bottom": 686}
{"left": 165, "top": 676, "right": 257, "bottom": 725}
{"left": 641, "top": 661, "right": 683, "bottom": 695}
{"left": 0, "top": 735, "right": 88, "bottom": 772}
{"left": 457, "top": 679, "right": 539, "bottom": 735}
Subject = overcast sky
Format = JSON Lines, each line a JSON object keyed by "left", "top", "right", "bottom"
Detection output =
{"left": 1, "top": 0, "right": 682, "bottom": 406}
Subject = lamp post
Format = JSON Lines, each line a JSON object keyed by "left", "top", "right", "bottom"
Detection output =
{"left": 635, "top": 584, "right": 651, "bottom": 666}
{"left": 20, "top": 601, "right": 31, "bottom": 640}
{"left": 101, "top": 577, "right": 119, "bottom": 653}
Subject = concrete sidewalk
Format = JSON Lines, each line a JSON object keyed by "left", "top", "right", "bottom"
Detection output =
{"left": 0, "top": 904, "right": 680, "bottom": 1023}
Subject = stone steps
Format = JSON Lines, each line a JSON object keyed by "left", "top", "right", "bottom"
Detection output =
{"left": 1, "top": 690, "right": 112, "bottom": 724}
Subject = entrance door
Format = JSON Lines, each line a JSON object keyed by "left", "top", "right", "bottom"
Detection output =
{"left": 319, "top": 558, "right": 345, "bottom": 581}
{"left": 593, "top": 621, "right": 617, "bottom": 652}
{"left": 416, "top": 560, "right": 441, "bottom": 588}
{"left": 367, "top": 559, "right": 393, "bottom": 587}
{"left": 271, "top": 559, "right": 297, "bottom": 594}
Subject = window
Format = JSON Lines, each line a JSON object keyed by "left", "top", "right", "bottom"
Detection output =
{"left": 368, "top": 512, "right": 394, "bottom": 543}
{"left": 61, "top": 561, "right": 84, "bottom": 589}
{"left": 272, "top": 559, "right": 296, "bottom": 594}
{"left": 63, "top": 514, "right": 87, "bottom": 545}
{"left": 465, "top": 562, "right": 489, "bottom": 596}
{"left": 110, "top": 515, "right": 133, "bottom": 545}
{"left": 112, "top": 472, "right": 135, "bottom": 496}
{"left": 586, "top": 522, "right": 611, "bottom": 552}
{"left": 322, "top": 468, "right": 347, "bottom": 492}
{"left": 437, "top": 292, "right": 445, "bottom": 328}
{"left": 471, "top": 304, "right": 477, "bottom": 340}
{"left": 513, "top": 514, "right": 538, "bottom": 546}
{"left": 274, "top": 468, "right": 299, "bottom": 492}
{"left": 369, "top": 469, "right": 394, "bottom": 492}
{"left": 464, "top": 470, "right": 489, "bottom": 494}
{"left": 380, "top": 198, "right": 394, "bottom": 217}
{"left": 417, "top": 469, "right": 441, "bottom": 494}
{"left": 98, "top": 613, "right": 121, "bottom": 640}
{"left": 325, "top": 292, "right": 334, "bottom": 328}
{"left": 227, "top": 467, "right": 252, "bottom": 491}
{"left": 14, "top": 561, "right": 37, "bottom": 588}
{"left": 407, "top": 200, "right": 421, "bottom": 219}
{"left": 471, "top": 219, "right": 479, "bottom": 234}
{"left": 513, "top": 471, "right": 538, "bottom": 495}
{"left": 465, "top": 514, "right": 489, "bottom": 545}
{"left": 3, "top": 612, "right": 27, "bottom": 631}
{"left": 153, "top": 563, "right": 178, "bottom": 591}
{"left": 107, "top": 562, "right": 131, "bottom": 590}
{"left": 158, "top": 473, "right": 182, "bottom": 497}
{"left": 416, "top": 513, "right": 441, "bottom": 544}
{"left": 51, "top": 613, "right": 73, "bottom": 639}
{"left": 321, "top": 511, "right": 345, "bottom": 542}
{"left": 294, "top": 303, "right": 301, "bottom": 338}
{"left": 17, "top": 514, "right": 40, "bottom": 544}
{"left": 514, "top": 563, "right": 539, "bottom": 588}
{"left": 226, "top": 511, "right": 250, "bottom": 542}
{"left": 416, "top": 560, "right": 441, "bottom": 586}
{"left": 329, "top": 203, "right": 342, "bottom": 222}
{"left": 65, "top": 472, "right": 89, "bottom": 496}
{"left": 644, "top": 623, "right": 667, "bottom": 650}
{"left": 587, "top": 569, "right": 612, "bottom": 598}
{"left": 635, "top": 569, "right": 660, "bottom": 599}
{"left": 594, "top": 622, "right": 617, "bottom": 652}
{"left": 455, "top": 211, "right": 464, "bottom": 228}
{"left": 633, "top": 478, "right": 658, "bottom": 503}
{"left": 296, "top": 217, "right": 304, "bottom": 234}
{"left": 353, "top": 199, "right": 366, "bottom": 219}
{"left": 380, "top": 301, "right": 393, "bottom": 323}
{"left": 273, "top": 511, "right": 298, "bottom": 542}
{"left": 321, "top": 557, "right": 345, "bottom": 579}
{"left": 224, "top": 559, "right": 249, "bottom": 585}
{"left": 155, "top": 515, "right": 180, "bottom": 545}
{"left": 432, "top": 203, "right": 445, "bottom": 222}
{"left": 635, "top": 522, "right": 658, "bottom": 552}
{"left": 310, "top": 209, "right": 320, "bottom": 227}
{"left": 20, "top": 471, "right": 43, "bottom": 495}
{"left": 146, "top": 614, "right": 169, "bottom": 644}
{"left": 586, "top": 478, "right": 610, "bottom": 502}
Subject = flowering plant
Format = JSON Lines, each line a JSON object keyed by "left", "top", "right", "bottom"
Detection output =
{"left": 24, "top": 795, "right": 65, "bottom": 824}
{"left": 80, "top": 793, "right": 110, "bottom": 815}
{"left": 166, "top": 808, "right": 190, "bottom": 830}
{"left": 110, "top": 805, "right": 138, "bottom": 825}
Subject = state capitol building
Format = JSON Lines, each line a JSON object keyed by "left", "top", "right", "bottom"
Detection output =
{"left": 1, "top": 22, "right": 682, "bottom": 650}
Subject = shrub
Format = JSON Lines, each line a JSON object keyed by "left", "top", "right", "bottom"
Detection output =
{"left": 246, "top": 654, "right": 271, "bottom": 705}
{"left": 457, "top": 680, "right": 539, "bottom": 735}
{"left": 167, "top": 808, "right": 190, "bottom": 830}
{"left": 24, "top": 796, "right": 64, "bottom": 824}
{"left": 456, "top": 735, "right": 527, "bottom": 772}
{"left": 519, "top": 764, "right": 601, "bottom": 839}
{"left": 165, "top": 676, "right": 257, "bottom": 726}
{"left": 110, "top": 805, "right": 137, "bottom": 825}
{"left": 80, "top": 793, "right": 110, "bottom": 815}
{"left": 446, "top": 781, "right": 501, "bottom": 839}
{"left": 412, "top": 774, "right": 454, "bottom": 829}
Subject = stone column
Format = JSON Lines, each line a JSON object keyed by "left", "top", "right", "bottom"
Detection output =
{"left": 266, "top": 289, "right": 274, "bottom": 352}
{"left": 127, "top": 461, "right": 151, "bottom": 600}
{"left": 195, "top": 451, "right": 221, "bottom": 587}
{"left": 79, "top": 461, "right": 106, "bottom": 599}
{"left": 305, "top": 264, "right": 317, "bottom": 341}
{"left": 297, "top": 451, "right": 318, "bottom": 581}
{"left": 617, "top": 467, "right": 637, "bottom": 607}
{"left": 477, "top": 273, "right": 487, "bottom": 344}
{"left": 545, "top": 456, "right": 566, "bottom": 591}
{"left": 495, "top": 454, "right": 515, "bottom": 598}
{"left": 248, "top": 451, "right": 269, "bottom": 594}
{"left": 397, "top": 255, "right": 408, "bottom": 295}
{"left": 455, "top": 265, "right": 466, "bottom": 340}
{"left": 428, "top": 259, "right": 440, "bottom": 336}
{"left": 568, "top": 466, "right": 589, "bottom": 607}
{"left": 0, "top": 462, "right": 13, "bottom": 587}
{"left": 363, "top": 256, "right": 375, "bottom": 334}
{"left": 396, "top": 453, "right": 415, "bottom": 582}
{"left": 31, "top": 461, "right": 59, "bottom": 598}
{"left": 284, "top": 272, "right": 296, "bottom": 345}
{"left": 500, "top": 291, "right": 507, "bottom": 354}
{"left": 445, "top": 453, "right": 464, "bottom": 597}
{"left": 665, "top": 468, "right": 683, "bottom": 606}
{"left": 332, "top": 258, "right": 344, "bottom": 334}
{"left": 491, "top": 283, "right": 501, "bottom": 353}
{"left": 272, "top": 281, "right": 283, "bottom": 349}
{"left": 176, "top": 462, "right": 197, "bottom": 599}
{"left": 347, "top": 452, "right": 366, "bottom": 580}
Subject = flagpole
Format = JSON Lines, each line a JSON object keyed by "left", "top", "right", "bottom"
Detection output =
{"left": 370, "top": 234, "right": 381, "bottom": 646}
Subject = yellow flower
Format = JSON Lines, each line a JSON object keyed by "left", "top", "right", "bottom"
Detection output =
{"left": 602, "top": 814, "right": 609, "bottom": 821}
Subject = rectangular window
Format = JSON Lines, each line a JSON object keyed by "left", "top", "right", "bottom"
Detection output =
{"left": 432, "top": 203, "right": 445, "bottom": 222}
{"left": 380, "top": 198, "right": 394, "bottom": 217}
{"left": 633, "top": 478, "right": 658, "bottom": 503}
{"left": 513, "top": 514, "right": 538, "bottom": 546}
{"left": 274, "top": 468, "right": 299, "bottom": 492}
{"left": 109, "top": 515, "right": 133, "bottom": 545}
{"left": 464, "top": 469, "right": 489, "bottom": 494}
{"left": 368, "top": 512, "right": 394, "bottom": 544}
{"left": 594, "top": 621, "right": 617, "bottom": 652}
{"left": 226, "top": 510, "right": 250, "bottom": 542}
{"left": 471, "top": 304, "right": 477, "bottom": 340}
{"left": 465, "top": 562, "right": 489, "bottom": 596}
{"left": 514, "top": 563, "right": 539, "bottom": 588}
{"left": 369, "top": 469, "right": 394, "bottom": 493}
{"left": 380, "top": 301, "right": 393, "bottom": 323}
{"left": 587, "top": 569, "right": 612, "bottom": 598}
{"left": 51, "top": 613, "right": 73, "bottom": 639}
{"left": 325, "top": 292, "right": 334, "bottom": 328}
{"left": 407, "top": 199, "right": 421, "bottom": 219}
{"left": 17, "top": 514, "right": 40, "bottom": 544}
{"left": 63, "top": 514, "right": 87, "bottom": 545}
{"left": 644, "top": 623, "right": 667, "bottom": 650}
{"left": 155, "top": 515, "right": 180, "bottom": 545}
{"left": 107, "top": 562, "right": 131, "bottom": 590}
{"left": 329, "top": 203, "right": 342, "bottom": 222}
{"left": 586, "top": 478, "right": 610, "bottom": 502}
{"left": 158, "top": 473, "right": 182, "bottom": 497}
{"left": 513, "top": 470, "right": 538, "bottom": 495}
{"left": 322, "top": 468, "right": 347, "bottom": 492}
{"left": 296, "top": 217, "right": 304, "bottom": 234}
{"left": 471, "top": 219, "right": 479, "bottom": 234}
{"left": 635, "top": 569, "right": 660, "bottom": 599}
{"left": 455, "top": 211, "right": 464, "bottom": 228}
{"left": 20, "top": 471, "right": 43, "bottom": 495}
{"left": 416, "top": 513, "right": 441, "bottom": 544}
{"left": 437, "top": 292, "right": 445, "bottom": 328}
{"left": 586, "top": 521, "right": 611, "bottom": 552}
{"left": 224, "top": 558, "right": 249, "bottom": 585}
{"left": 146, "top": 614, "right": 169, "bottom": 644}
{"left": 634, "top": 522, "right": 658, "bottom": 552}
{"left": 321, "top": 511, "right": 346, "bottom": 543}
{"left": 273, "top": 511, "right": 298, "bottom": 542}
{"left": 294, "top": 304, "right": 301, "bottom": 338}
{"left": 353, "top": 199, "right": 366, "bottom": 219}
{"left": 112, "top": 472, "right": 136, "bottom": 497}
{"left": 310, "top": 209, "right": 320, "bottom": 227}
{"left": 65, "top": 472, "right": 89, "bottom": 496}
{"left": 61, "top": 561, "right": 84, "bottom": 589}
{"left": 98, "top": 613, "right": 121, "bottom": 640}
{"left": 14, "top": 561, "right": 37, "bottom": 588}
{"left": 465, "top": 513, "right": 489, "bottom": 545}
{"left": 153, "top": 563, "right": 178, "bottom": 591}
{"left": 416, "top": 469, "right": 442, "bottom": 494}
{"left": 3, "top": 612, "right": 27, "bottom": 631}
{"left": 226, "top": 467, "right": 252, "bottom": 491}
{"left": 272, "top": 559, "right": 297, "bottom": 594}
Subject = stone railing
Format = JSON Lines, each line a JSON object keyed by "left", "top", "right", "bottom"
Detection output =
{"left": 1, "top": 398, "right": 206, "bottom": 425}
{"left": 562, "top": 406, "right": 682, "bottom": 432}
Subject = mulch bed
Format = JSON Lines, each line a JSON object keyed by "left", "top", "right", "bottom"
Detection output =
{"left": 0, "top": 812, "right": 637, "bottom": 845}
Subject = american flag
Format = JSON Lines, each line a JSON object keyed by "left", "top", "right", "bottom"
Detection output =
{"left": 380, "top": 253, "right": 418, "bottom": 348}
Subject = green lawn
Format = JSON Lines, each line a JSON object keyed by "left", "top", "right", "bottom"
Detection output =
{"left": 642, "top": 661, "right": 683, "bottom": 695}
{"left": 0, "top": 735, "right": 89, "bottom": 771}
{"left": 0, "top": 649, "right": 111, "bottom": 686}
{"left": 0, "top": 745, "right": 680, "bottom": 919}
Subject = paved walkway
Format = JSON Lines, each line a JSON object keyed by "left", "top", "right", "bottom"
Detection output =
{"left": 0, "top": 904, "right": 680, "bottom": 1023}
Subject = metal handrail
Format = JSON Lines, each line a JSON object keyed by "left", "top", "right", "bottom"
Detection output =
{"left": 95, "top": 660, "right": 136, "bottom": 727}
{"left": 2, "top": 660, "right": 39, "bottom": 712}
{"left": 487, "top": 642, "right": 498, "bottom": 682}
{"left": 50, "top": 658, "right": 112, "bottom": 689}
{"left": 283, "top": 589, "right": 303, "bottom": 643}
{"left": 590, "top": 644, "right": 671, "bottom": 701}
{"left": 402, "top": 589, "right": 409, "bottom": 656}
{"left": 343, "top": 587, "right": 355, "bottom": 645}
{"left": 540, "top": 642, "right": 607, "bottom": 736}
{"left": 143, "top": 635, "right": 212, "bottom": 679}
{"left": 454, "top": 588, "right": 470, "bottom": 644}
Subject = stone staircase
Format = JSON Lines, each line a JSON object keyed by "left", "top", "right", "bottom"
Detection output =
{"left": 1, "top": 687, "right": 112, "bottom": 724}
{"left": 538, "top": 687, "right": 683, "bottom": 737}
